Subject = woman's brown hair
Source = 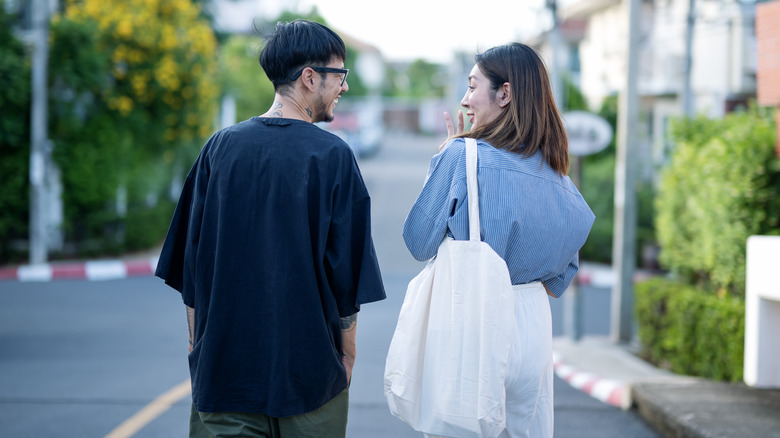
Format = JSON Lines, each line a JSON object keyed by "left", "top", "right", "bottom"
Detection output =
{"left": 457, "top": 43, "right": 569, "bottom": 175}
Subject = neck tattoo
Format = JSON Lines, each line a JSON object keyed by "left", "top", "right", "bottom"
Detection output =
{"left": 270, "top": 102, "right": 283, "bottom": 118}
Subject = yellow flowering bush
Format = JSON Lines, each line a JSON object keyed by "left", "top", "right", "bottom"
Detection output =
{"left": 48, "top": 0, "right": 220, "bottom": 255}
{"left": 61, "top": 0, "right": 218, "bottom": 141}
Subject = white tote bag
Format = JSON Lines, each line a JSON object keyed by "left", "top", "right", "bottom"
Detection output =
{"left": 384, "top": 138, "right": 516, "bottom": 438}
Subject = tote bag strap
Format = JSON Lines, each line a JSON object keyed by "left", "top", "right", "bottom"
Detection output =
{"left": 465, "top": 138, "right": 480, "bottom": 242}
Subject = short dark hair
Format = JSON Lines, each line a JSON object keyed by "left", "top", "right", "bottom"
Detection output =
{"left": 259, "top": 20, "right": 346, "bottom": 91}
{"left": 458, "top": 43, "right": 569, "bottom": 175}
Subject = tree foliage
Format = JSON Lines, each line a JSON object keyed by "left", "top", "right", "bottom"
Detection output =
{"left": 48, "top": 0, "right": 220, "bottom": 255}
{"left": 0, "top": 0, "right": 31, "bottom": 262}
{"left": 385, "top": 59, "right": 447, "bottom": 98}
{"left": 578, "top": 94, "right": 656, "bottom": 264}
{"left": 218, "top": 35, "right": 274, "bottom": 123}
{"left": 655, "top": 106, "right": 779, "bottom": 295}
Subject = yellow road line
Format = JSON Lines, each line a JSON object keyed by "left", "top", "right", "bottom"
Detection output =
{"left": 104, "top": 379, "right": 191, "bottom": 438}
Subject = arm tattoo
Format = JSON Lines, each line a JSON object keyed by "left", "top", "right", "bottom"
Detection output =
{"left": 186, "top": 306, "right": 195, "bottom": 351}
{"left": 340, "top": 313, "right": 357, "bottom": 331}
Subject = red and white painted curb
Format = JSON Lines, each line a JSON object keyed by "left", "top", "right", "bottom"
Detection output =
{"left": 553, "top": 351, "right": 629, "bottom": 409}
{"left": 0, "top": 258, "right": 158, "bottom": 282}
{"left": 576, "top": 265, "right": 657, "bottom": 289}
{"left": 575, "top": 267, "right": 615, "bottom": 288}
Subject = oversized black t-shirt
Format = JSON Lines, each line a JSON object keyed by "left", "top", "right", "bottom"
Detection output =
{"left": 155, "top": 117, "right": 386, "bottom": 416}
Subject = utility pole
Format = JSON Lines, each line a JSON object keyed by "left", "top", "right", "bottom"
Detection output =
{"left": 546, "top": 0, "right": 565, "bottom": 110}
{"left": 611, "top": 0, "right": 641, "bottom": 344}
{"left": 29, "top": 0, "right": 51, "bottom": 264}
{"left": 682, "top": 0, "right": 696, "bottom": 117}
{"left": 546, "top": 0, "right": 582, "bottom": 341}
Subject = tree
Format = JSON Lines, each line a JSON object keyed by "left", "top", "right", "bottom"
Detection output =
{"left": 218, "top": 35, "right": 275, "bottom": 123}
{"left": 386, "top": 59, "right": 447, "bottom": 98}
{"left": 0, "top": 0, "right": 31, "bottom": 263}
{"left": 48, "top": 0, "right": 220, "bottom": 254}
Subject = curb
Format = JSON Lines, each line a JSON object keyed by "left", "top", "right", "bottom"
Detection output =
{"left": 576, "top": 267, "right": 658, "bottom": 289}
{"left": 0, "top": 257, "right": 159, "bottom": 282}
{"left": 552, "top": 351, "right": 629, "bottom": 409}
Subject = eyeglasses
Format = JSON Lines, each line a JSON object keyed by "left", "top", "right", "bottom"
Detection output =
{"left": 288, "top": 66, "right": 349, "bottom": 87}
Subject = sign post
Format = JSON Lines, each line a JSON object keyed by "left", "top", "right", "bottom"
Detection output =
{"left": 563, "top": 111, "right": 613, "bottom": 341}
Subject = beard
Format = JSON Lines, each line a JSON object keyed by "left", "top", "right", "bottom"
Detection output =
{"left": 312, "top": 82, "right": 336, "bottom": 123}
{"left": 314, "top": 100, "right": 334, "bottom": 123}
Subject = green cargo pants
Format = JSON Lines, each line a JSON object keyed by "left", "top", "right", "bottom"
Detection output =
{"left": 189, "top": 387, "right": 349, "bottom": 438}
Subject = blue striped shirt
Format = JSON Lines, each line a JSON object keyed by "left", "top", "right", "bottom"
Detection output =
{"left": 403, "top": 138, "right": 595, "bottom": 297}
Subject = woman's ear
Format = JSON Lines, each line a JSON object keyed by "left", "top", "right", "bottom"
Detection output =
{"left": 498, "top": 82, "right": 511, "bottom": 108}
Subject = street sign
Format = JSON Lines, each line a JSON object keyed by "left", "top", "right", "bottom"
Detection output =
{"left": 563, "top": 111, "right": 613, "bottom": 156}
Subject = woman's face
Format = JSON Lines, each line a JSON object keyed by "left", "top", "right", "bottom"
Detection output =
{"left": 460, "top": 64, "right": 504, "bottom": 130}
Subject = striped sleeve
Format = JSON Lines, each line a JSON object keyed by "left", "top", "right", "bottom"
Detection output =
{"left": 543, "top": 255, "right": 580, "bottom": 298}
{"left": 402, "top": 139, "right": 465, "bottom": 261}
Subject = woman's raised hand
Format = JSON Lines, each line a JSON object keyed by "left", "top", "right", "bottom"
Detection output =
{"left": 439, "top": 110, "right": 465, "bottom": 151}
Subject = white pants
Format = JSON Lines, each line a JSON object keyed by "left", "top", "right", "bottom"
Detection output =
{"left": 425, "top": 283, "right": 553, "bottom": 438}
{"left": 498, "top": 283, "right": 554, "bottom": 438}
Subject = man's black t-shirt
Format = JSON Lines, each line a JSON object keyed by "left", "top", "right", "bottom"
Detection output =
{"left": 155, "top": 117, "right": 386, "bottom": 416}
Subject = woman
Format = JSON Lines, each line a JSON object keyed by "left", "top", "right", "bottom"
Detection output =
{"left": 402, "top": 43, "right": 595, "bottom": 438}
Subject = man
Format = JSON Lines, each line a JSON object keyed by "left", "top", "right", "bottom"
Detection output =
{"left": 154, "top": 20, "right": 386, "bottom": 438}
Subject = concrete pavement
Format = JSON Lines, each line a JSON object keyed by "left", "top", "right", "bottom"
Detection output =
{"left": 552, "top": 336, "right": 780, "bottom": 438}
{"left": 552, "top": 262, "right": 780, "bottom": 438}
{"left": 3, "top": 254, "right": 779, "bottom": 438}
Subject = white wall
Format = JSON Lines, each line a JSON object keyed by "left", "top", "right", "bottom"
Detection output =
{"left": 571, "top": 0, "right": 756, "bottom": 113}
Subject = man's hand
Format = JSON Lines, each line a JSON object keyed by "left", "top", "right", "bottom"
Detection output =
{"left": 339, "top": 313, "right": 357, "bottom": 383}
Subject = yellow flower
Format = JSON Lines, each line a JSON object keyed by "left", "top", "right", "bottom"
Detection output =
{"left": 116, "top": 19, "right": 133, "bottom": 38}
{"left": 117, "top": 96, "right": 134, "bottom": 115}
{"left": 62, "top": 0, "right": 220, "bottom": 143}
{"left": 132, "top": 74, "right": 149, "bottom": 100}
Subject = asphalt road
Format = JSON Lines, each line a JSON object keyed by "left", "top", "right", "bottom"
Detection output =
{"left": 0, "top": 132, "right": 658, "bottom": 437}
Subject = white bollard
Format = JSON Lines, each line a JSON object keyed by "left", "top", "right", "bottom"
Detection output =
{"left": 744, "top": 235, "right": 780, "bottom": 388}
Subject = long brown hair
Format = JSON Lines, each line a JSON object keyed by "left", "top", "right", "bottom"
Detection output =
{"left": 457, "top": 43, "right": 569, "bottom": 175}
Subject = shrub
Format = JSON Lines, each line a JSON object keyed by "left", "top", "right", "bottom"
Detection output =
{"left": 635, "top": 278, "right": 745, "bottom": 381}
{"left": 655, "top": 106, "right": 779, "bottom": 295}
{"left": 47, "top": 0, "right": 219, "bottom": 256}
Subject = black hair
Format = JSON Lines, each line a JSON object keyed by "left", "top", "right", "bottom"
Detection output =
{"left": 259, "top": 20, "right": 346, "bottom": 91}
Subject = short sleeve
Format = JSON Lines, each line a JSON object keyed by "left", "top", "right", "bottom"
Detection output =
{"left": 155, "top": 146, "right": 210, "bottom": 307}
{"left": 325, "top": 195, "right": 386, "bottom": 317}
{"left": 542, "top": 254, "right": 580, "bottom": 297}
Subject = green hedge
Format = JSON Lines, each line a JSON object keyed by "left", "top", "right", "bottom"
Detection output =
{"left": 655, "top": 106, "right": 779, "bottom": 295}
{"left": 635, "top": 278, "right": 745, "bottom": 381}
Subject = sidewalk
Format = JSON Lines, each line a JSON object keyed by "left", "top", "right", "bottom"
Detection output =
{"left": 553, "top": 336, "right": 780, "bottom": 438}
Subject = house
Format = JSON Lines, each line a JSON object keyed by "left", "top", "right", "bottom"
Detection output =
{"left": 756, "top": 0, "right": 780, "bottom": 156}
{"left": 558, "top": 0, "right": 758, "bottom": 167}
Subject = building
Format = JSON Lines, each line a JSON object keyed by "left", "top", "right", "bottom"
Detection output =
{"left": 559, "top": 0, "right": 758, "bottom": 167}
{"left": 756, "top": 0, "right": 780, "bottom": 156}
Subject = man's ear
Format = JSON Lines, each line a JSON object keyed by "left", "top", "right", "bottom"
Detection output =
{"left": 300, "top": 67, "right": 317, "bottom": 92}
